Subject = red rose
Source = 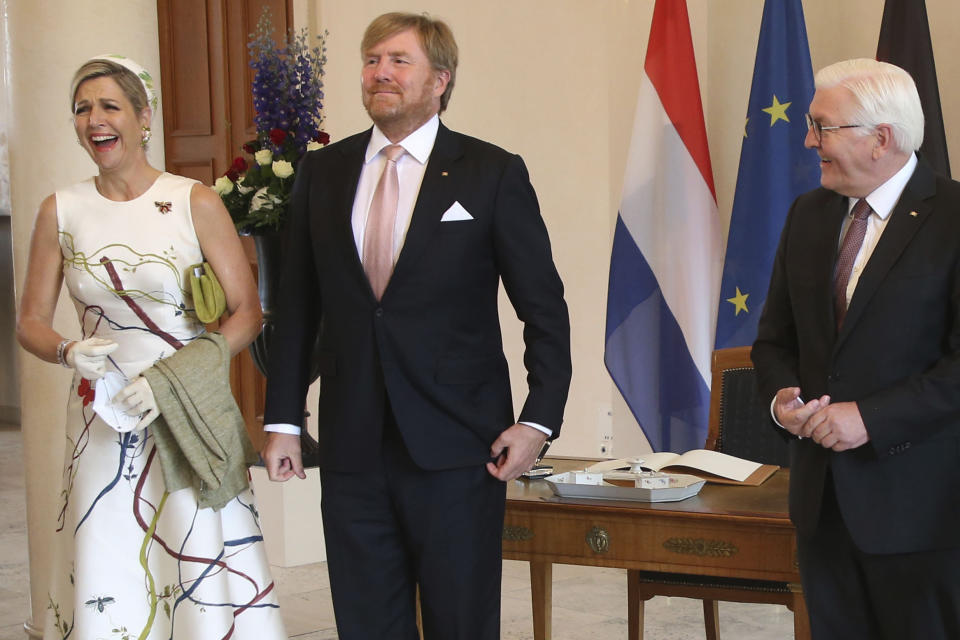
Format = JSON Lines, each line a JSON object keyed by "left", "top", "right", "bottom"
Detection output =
{"left": 242, "top": 142, "right": 256, "bottom": 154}
{"left": 226, "top": 169, "right": 240, "bottom": 182}
{"left": 231, "top": 156, "right": 248, "bottom": 173}
{"left": 269, "top": 128, "right": 287, "bottom": 146}
{"left": 314, "top": 131, "right": 330, "bottom": 145}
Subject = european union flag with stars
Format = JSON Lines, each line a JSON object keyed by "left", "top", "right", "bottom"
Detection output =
{"left": 715, "top": 0, "right": 820, "bottom": 349}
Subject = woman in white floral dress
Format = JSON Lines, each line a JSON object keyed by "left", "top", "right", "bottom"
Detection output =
{"left": 17, "top": 55, "right": 287, "bottom": 639}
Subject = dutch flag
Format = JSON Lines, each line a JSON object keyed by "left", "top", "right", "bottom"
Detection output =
{"left": 605, "top": 0, "right": 722, "bottom": 453}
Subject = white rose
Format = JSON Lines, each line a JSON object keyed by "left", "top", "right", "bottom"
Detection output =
{"left": 213, "top": 175, "right": 234, "bottom": 195}
{"left": 306, "top": 141, "right": 323, "bottom": 152}
{"left": 272, "top": 160, "right": 294, "bottom": 179}
{"left": 250, "top": 187, "right": 280, "bottom": 213}
{"left": 236, "top": 176, "right": 253, "bottom": 195}
{"left": 255, "top": 149, "right": 273, "bottom": 166}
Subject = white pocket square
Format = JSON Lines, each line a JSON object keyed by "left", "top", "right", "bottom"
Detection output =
{"left": 440, "top": 201, "right": 474, "bottom": 222}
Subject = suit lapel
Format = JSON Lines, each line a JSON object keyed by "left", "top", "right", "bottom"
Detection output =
{"left": 384, "top": 123, "right": 462, "bottom": 298}
{"left": 814, "top": 194, "right": 849, "bottom": 338}
{"left": 330, "top": 130, "right": 373, "bottom": 287}
{"left": 836, "top": 161, "right": 937, "bottom": 347}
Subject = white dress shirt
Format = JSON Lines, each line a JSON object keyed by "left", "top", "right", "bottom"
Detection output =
{"left": 351, "top": 116, "right": 438, "bottom": 262}
{"left": 836, "top": 152, "right": 918, "bottom": 306}
{"left": 266, "top": 115, "right": 551, "bottom": 438}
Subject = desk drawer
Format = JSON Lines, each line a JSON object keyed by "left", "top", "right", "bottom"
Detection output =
{"left": 503, "top": 507, "right": 799, "bottom": 582}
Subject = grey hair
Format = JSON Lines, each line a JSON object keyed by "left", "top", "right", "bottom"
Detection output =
{"left": 815, "top": 58, "right": 924, "bottom": 153}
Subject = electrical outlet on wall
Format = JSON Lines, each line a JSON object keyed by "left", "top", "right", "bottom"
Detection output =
{"left": 598, "top": 405, "right": 613, "bottom": 457}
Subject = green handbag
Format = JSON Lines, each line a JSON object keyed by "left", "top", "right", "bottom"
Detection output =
{"left": 188, "top": 262, "right": 226, "bottom": 323}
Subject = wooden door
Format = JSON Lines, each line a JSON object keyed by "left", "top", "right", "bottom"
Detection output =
{"left": 156, "top": 0, "right": 293, "bottom": 451}
{"left": 157, "top": 0, "right": 292, "bottom": 183}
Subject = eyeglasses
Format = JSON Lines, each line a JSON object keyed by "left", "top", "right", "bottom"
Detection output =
{"left": 805, "top": 113, "right": 862, "bottom": 145}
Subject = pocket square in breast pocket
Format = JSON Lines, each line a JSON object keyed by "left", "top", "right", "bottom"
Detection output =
{"left": 441, "top": 201, "right": 474, "bottom": 222}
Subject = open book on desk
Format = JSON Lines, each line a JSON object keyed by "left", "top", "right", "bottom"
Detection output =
{"left": 586, "top": 450, "right": 778, "bottom": 486}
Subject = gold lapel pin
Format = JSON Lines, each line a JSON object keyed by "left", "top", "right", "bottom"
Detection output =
{"left": 441, "top": 171, "right": 449, "bottom": 177}
{"left": 910, "top": 211, "right": 918, "bottom": 217}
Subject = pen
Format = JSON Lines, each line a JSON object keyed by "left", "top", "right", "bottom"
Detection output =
{"left": 535, "top": 440, "right": 551, "bottom": 466}
{"left": 107, "top": 354, "right": 127, "bottom": 378}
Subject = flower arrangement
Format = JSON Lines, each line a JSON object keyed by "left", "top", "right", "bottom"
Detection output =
{"left": 214, "top": 9, "right": 329, "bottom": 233}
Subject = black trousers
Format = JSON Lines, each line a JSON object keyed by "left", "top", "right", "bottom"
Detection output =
{"left": 797, "top": 472, "right": 960, "bottom": 640}
{"left": 319, "top": 411, "right": 506, "bottom": 640}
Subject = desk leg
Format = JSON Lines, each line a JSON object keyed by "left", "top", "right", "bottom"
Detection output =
{"left": 529, "top": 561, "right": 552, "bottom": 640}
{"left": 789, "top": 584, "right": 811, "bottom": 640}
{"left": 416, "top": 586, "right": 424, "bottom": 640}
{"left": 627, "top": 570, "right": 642, "bottom": 640}
{"left": 703, "top": 600, "right": 720, "bottom": 640}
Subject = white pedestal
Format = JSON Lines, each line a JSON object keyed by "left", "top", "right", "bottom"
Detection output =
{"left": 250, "top": 466, "right": 326, "bottom": 567}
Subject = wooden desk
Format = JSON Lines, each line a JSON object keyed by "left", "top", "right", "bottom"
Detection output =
{"left": 503, "top": 460, "right": 808, "bottom": 639}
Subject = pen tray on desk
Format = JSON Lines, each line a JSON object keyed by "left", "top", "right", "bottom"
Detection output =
{"left": 544, "top": 471, "right": 705, "bottom": 503}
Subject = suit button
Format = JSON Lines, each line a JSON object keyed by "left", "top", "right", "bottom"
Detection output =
{"left": 375, "top": 308, "right": 384, "bottom": 317}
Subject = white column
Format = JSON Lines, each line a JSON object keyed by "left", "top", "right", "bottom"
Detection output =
{"left": 7, "top": 2, "right": 162, "bottom": 636}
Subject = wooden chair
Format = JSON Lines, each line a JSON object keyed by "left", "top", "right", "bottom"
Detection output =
{"left": 627, "top": 346, "right": 809, "bottom": 640}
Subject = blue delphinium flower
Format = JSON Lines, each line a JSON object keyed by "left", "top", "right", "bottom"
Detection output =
{"left": 218, "top": 8, "right": 328, "bottom": 232}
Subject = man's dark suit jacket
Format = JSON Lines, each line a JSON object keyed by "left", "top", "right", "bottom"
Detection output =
{"left": 753, "top": 159, "right": 960, "bottom": 555}
{"left": 263, "top": 122, "right": 571, "bottom": 472}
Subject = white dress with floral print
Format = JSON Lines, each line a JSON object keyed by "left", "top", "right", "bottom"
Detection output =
{"left": 44, "top": 173, "right": 287, "bottom": 640}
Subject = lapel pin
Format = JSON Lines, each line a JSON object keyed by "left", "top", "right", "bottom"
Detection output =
{"left": 441, "top": 171, "right": 449, "bottom": 177}
{"left": 910, "top": 211, "right": 918, "bottom": 217}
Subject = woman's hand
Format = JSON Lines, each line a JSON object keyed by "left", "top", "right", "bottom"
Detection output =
{"left": 112, "top": 376, "right": 159, "bottom": 431}
{"left": 64, "top": 337, "right": 119, "bottom": 380}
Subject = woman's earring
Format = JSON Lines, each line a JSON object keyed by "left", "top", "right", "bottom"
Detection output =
{"left": 141, "top": 126, "right": 152, "bottom": 147}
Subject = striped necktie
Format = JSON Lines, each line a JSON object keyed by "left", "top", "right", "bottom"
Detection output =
{"left": 833, "top": 198, "right": 872, "bottom": 329}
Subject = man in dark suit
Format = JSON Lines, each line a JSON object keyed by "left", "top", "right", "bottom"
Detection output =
{"left": 261, "top": 12, "right": 571, "bottom": 640}
{"left": 753, "top": 58, "right": 960, "bottom": 639}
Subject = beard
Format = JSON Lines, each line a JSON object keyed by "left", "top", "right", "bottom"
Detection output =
{"left": 362, "top": 81, "right": 441, "bottom": 135}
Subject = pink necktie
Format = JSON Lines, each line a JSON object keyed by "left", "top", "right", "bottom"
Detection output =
{"left": 833, "top": 198, "right": 872, "bottom": 329}
{"left": 363, "top": 144, "right": 405, "bottom": 300}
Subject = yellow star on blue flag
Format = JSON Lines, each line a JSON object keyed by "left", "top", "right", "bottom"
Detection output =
{"left": 726, "top": 287, "right": 749, "bottom": 315}
{"left": 762, "top": 94, "right": 791, "bottom": 126}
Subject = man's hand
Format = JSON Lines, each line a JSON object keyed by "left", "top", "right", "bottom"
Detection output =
{"left": 263, "top": 432, "right": 306, "bottom": 481}
{"left": 486, "top": 423, "right": 548, "bottom": 482}
{"left": 800, "top": 401, "right": 869, "bottom": 451}
{"left": 773, "top": 387, "right": 830, "bottom": 436}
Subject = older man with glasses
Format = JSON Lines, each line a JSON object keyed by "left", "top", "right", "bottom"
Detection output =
{"left": 753, "top": 58, "right": 960, "bottom": 639}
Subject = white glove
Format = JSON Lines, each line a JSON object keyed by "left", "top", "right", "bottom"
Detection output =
{"left": 65, "top": 337, "right": 119, "bottom": 380}
{"left": 112, "top": 376, "right": 159, "bottom": 432}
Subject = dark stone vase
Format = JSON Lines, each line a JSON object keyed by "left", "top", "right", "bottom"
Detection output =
{"left": 249, "top": 232, "right": 283, "bottom": 374}
{"left": 250, "top": 231, "right": 321, "bottom": 467}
